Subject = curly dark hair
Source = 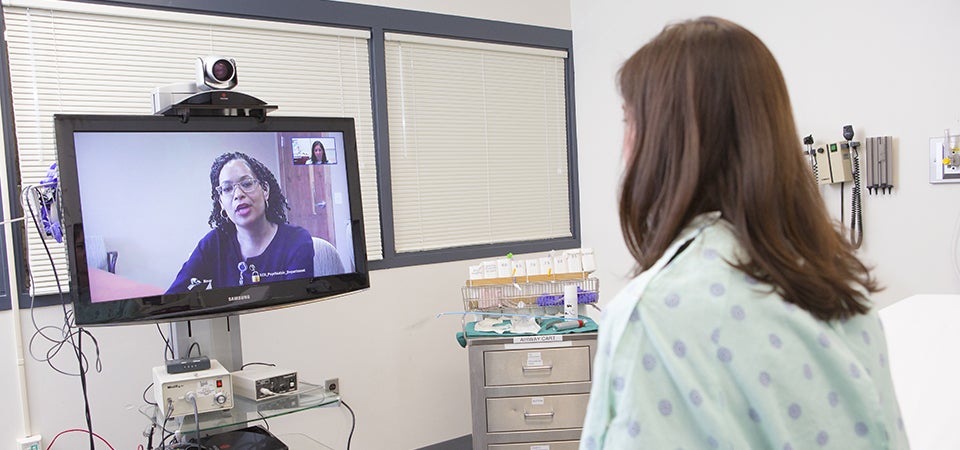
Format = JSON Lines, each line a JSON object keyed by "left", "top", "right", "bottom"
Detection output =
{"left": 208, "top": 152, "right": 290, "bottom": 230}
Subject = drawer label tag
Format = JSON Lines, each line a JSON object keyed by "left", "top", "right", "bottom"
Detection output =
{"left": 531, "top": 446, "right": 550, "bottom": 450}
{"left": 513, "top": 335, "right": 563, "bottom": 344}
{"left": 531, "top": 397, "right": 545, "bottom": 405}
{"left": 526, "top": 352, "right": 543, "bottom": 367}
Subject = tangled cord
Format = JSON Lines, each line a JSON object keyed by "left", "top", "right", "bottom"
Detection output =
{"left": 20, "top": 184, "right": 102, "bottom": 450}
{"left": 22, "top": 185, "right": 102, "bottom": 375}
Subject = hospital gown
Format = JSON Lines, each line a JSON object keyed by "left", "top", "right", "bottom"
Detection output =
{"left": 580, "top": 213, "right": 909, "bottom": 449}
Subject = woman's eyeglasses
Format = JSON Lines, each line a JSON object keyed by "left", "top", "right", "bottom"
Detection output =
{"left": 216, "top": 177, "right": 261, "bottom": 197}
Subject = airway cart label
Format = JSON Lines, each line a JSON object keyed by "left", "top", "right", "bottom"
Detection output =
{"left": 513, "top": 335, "right": 563, "bottom": 344}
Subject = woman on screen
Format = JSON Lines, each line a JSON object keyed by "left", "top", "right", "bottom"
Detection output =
{"left": 166, "top": 152, "right": 315, "bottom": 294}
{"left": 307, "top": 140, "right": 328, "bottom": 165}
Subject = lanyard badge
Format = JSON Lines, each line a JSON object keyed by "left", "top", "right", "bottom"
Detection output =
{"left": 238, "top": 261, "right": 261, "bottom": 285}
{"left": 238, "top": 261, "right": 247, "bottom": 285}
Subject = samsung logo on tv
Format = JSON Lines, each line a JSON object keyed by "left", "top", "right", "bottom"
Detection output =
{"left": 228, "top": 294, "right": 251, "bottom": 302}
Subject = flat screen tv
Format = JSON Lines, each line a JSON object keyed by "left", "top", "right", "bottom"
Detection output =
{"left": 54, "top": 114, "right": 369, "bottom": 326}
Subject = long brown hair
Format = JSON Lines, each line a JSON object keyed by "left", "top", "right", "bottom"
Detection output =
{"left": 617, "top": 17, "right": 877, "bottom": 321}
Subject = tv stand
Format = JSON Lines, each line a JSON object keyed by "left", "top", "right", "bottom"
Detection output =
{"left": 141, "top": 380, "right": 340, "bottom": 448}
{"left": 156, "top": 317, "right": 340, "bottom": 448}
{"left": 169, "top": 317, "right": 243, "bottom": 372}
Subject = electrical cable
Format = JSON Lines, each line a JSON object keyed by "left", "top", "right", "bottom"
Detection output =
{"left": 189, "top": 393, "right": 201, "bottom": 450}
{"left": 186, "top": 342, "right": 201, "bottom": 358}
{"left": 28, "top": 326, "right": 99, "bottom": 376}
{"left": 160, "top": 399, "right": 174, "bottom": 450}
{"left": 23, "top": 185, "right": 99, "bottom": 450}
{"left": 157, "top": 324, "right": 175, "bottom": 361}
{"left": 45, "top": 428, "right": 115, "bottom": 450}
{"left": 341, "top": 399, "right": 356, "bottom": 450}
{"left": 156, "top": 399, "right": 217, "bottom": 450}
{"left": 22, "top": 187, "right": 79, "bottom": 369}
{"left": 76, "top": 330, "right": 95, "bottom": 450}
{"left": 145, "top": 422, "right": 156, "bottom": 450}
{"left": 259, "top": 387, "right": 278, "bottom": 397}
{"left": 23, "top": 203, "right": 93, "bottom": 382}
{"left": 240, "top": 362, "right": 276, "bottom": 369}
{"left": 257, "top": 411, "right": 270, "bottom": 431}
{"left": 839, "top": 182, "right": 845, "bottom": 226}
{"left": 849, "top": 143, "right": 863, "bottom": 248}
{"left": 143, "top": 383, "right": 158, "bottom": 406}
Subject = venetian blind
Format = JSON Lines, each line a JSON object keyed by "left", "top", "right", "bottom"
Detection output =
{"left": 4, "top": 0, "right": 381, "bottom": 296}
{"left": 384, "top": 33, "right": 571, "bottom": 253}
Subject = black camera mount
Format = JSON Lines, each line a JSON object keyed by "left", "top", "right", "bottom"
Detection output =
{"left": 159, "top": 90, "right": 277, "bottom": 123}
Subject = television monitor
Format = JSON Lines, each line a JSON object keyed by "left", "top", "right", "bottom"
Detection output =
{"left": 54, "top": 114, "right": 369, "bottom": 326}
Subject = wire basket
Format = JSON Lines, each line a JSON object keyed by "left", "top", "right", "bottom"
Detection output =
{"left": 462, "top": 276, "right": 599, "bottom": 313}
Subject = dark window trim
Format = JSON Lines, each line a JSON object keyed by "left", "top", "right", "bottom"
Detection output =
{"left": 0, "top": 8, "right": 18, "bottom": 310}
{"left": 0, "top": 198, "right": 9, "bottom": 310}
{"left": 0, "top": 0, "right": 579, "bottom": 308}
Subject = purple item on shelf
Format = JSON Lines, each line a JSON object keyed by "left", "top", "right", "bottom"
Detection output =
{"left": 536, "top": 287, "right": 597, "bottom": 306}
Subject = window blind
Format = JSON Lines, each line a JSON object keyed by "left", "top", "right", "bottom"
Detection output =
{"left": 4, "top": 0, "right": 380, "bottom": 296}
{"left": 384, "top": 33, "right": 571, "bottom": 253}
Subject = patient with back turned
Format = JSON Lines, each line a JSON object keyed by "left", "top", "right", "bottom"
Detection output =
{"left": 580, "top": 17, "right": 909, "bottom": 450}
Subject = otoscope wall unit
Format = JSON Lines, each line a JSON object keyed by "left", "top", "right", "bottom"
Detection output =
{"left": 930, "top": 130, "right": 960, "bottom": 183}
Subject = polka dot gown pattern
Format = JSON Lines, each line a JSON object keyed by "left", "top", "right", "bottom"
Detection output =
{"left": 580, "top": 214, "right": 909, "bottom": 449}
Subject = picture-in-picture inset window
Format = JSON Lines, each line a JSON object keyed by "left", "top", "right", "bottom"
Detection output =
{"left": 292, "top": 137, "right": 338, "bottom": 165}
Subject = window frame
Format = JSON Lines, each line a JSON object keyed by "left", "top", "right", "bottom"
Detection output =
{"left": 0, "top": 196, "right": 9, "bottom": 310}
{"left": 0, "top": 0, "right": 579, "bottom": 309}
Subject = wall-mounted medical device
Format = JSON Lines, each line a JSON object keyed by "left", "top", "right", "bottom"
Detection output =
{"left": 805, "top": 135, "right": 853, "bottom": 185}
{"left": 804, "top": 126, "right": 893, "bottom": 249}
{"left": 864, "top": 135, "right": 894, "bottom": 194}
{"left": 930, "top": 129, "right": 960, "bottom": 184}
{"left": 822, "top": 141, "right": 854, "bottom": 185}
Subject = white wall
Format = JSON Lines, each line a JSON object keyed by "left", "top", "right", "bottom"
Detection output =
{"left": 572, "top": 0, "right": 960, "bottom": 307}
{"left": 0, "top": 1, "right": 572, "bottom": 450}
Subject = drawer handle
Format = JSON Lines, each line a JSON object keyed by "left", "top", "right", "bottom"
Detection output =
{"left": 523, "top": 411, "right": 556, "bottom": 420}
{"left": 521, "top": 364, "right": 553, "bottom": 372}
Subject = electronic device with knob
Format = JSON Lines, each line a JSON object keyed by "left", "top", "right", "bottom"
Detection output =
{"left": 152, "top": 359, "right": 233, "bottom": 418}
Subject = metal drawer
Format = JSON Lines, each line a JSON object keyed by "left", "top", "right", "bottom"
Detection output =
{"left": 484, "top": 346, "right": 591, "bottom": 386}
{"left": 488, "top": 440, "right": 579, "bottom": 450}
{"left": 486, "top": 393, "right": 589, "bottom": 433}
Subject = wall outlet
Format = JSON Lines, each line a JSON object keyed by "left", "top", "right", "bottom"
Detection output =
{"left": 325, "top": 377, "right": 340, "bottom": 395}
{"left": 17, "top": 435, "right": 42, "bottom": 450}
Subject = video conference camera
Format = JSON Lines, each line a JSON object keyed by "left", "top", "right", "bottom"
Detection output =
{"left": 153, "top": 56, "right": 271, "bottom": 118}
{"left": 197, "top": 56, "right": 237, "bottom": 91}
